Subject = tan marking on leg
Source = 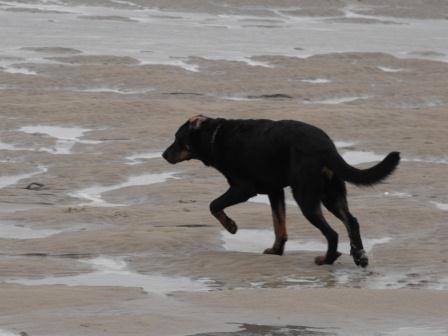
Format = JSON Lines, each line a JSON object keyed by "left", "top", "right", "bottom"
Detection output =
{"left": 272, "top": 202, "right": 287, "bottom": 241}
{"left": 214, "top": 211, "right": 227, "bottom": 226}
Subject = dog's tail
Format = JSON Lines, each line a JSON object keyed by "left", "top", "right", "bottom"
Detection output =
{"left": 323, "top": 151, "right": 400, "bottom": 186}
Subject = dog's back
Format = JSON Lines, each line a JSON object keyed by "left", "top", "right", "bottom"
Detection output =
{"left": 211, "top": 119, "right": 334, "bottom": 188}
{"left": 213, "top": 118, "right": 399, "bottom": 189}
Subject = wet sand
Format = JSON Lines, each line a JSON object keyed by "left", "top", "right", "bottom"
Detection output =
{"left": 1, "top": 1, "right": 448, "bottom": 335}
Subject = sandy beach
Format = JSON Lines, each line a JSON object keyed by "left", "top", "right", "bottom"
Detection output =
{"left": 0, "top": 1, "right": 447, "bottom": 335}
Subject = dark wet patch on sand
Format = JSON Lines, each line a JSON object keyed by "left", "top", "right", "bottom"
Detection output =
{"left": 20, "top": 47, "right": 82, "bottom": 55}
{"left": 246, "top": 93, "right": 292, "bottom": 99}
{"left": 408, "top": 50, "right": 446, "bottom": 58}
{"left": 325, "top": 17, "right": 403, "bottom": 25}
{"left": 163, "top": 92, "right": 204, "bottom": 96}
{"left": 176, "top": 224, "right": 212, "bottom": 228}
{"left": 279, "top": 8, "right": 345, "bottom": 18}
{"left": 188, "top": 324, "right": 335, "bottom": 336}
{"left": 77, "top": 15, "right": 138, "bottom": 23}
{"left": 3, "top": 7, "right": 71, "bottom": 14}
{"left": 45, "top": 55, "right": 140, "bottom": 65}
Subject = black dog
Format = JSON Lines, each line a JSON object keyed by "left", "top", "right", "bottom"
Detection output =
{"left": 163, "top": 116, "right": 400, "bottom": 267}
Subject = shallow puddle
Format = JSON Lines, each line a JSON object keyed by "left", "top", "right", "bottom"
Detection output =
{"left": 0, "top": 221, "right": 59, "bottom": 239}
{"left": 0, "top": 330, "right": 20, "bottom": 336}
{"left": 341, "top": 151, "right": 385, "bottom": 165}
{"left": 249, "top": 194, "right": 295, "bottom": 206}
{"left": 0, "top": 222, "right": 107, "bottom": 239}
{"left": 7, "top": 256, "right": 215, "bottom": 294}
{"left": 221, "top": 229, "right": 391, "bottom": 255}
{"left": 74, "top": 87, "right": 154, "bottom": 94}
{"left": 0, "top": 141, "right": 18, "bottom": 151}
{"left": 432, "top": 202, "right": 448, "bottom": 211}
{"left": 334, "top": 140, "right": 356, "bottom": 148}
{"left": 405, "top": 156, "right": 448, "bottom": 164}
{"left": 382, "top": 327, "right": 448, "bottom": 336}
{"left": 301, "top": 78, "right": 331, "bottom": 84}
{"left": 0, "top": 166, "right": 47, "bottom": 189}
{"left": 0, "top": 203, "right": 42, "bottom": 214}
{"left": 284, "top": 263, "right": 448, "bottom": 291}
{"left": 218, "top": 95, "right": 260, "bottom": 101}
{"left": 2, "top": 1, "right": 447, "bottom": 74}
{"left": 19, "top": 125, "right": 101, "bottom": 154}
{"left": 378, "top": 66, "right": 405, "bottom": 73}
{"left": 249, "top": 189, "right": 410, "bottom": 206}
{"left": 189, "top": 323, "right": 334, "bottom": 336}
{"left": 70, "top": 172, "right": 178, "bottom": 206}
{"left": 305, "top": 96, "right": 368, "bottom": 105}
{"left": 0, "top": 60, "right": 38, "bottom": 75}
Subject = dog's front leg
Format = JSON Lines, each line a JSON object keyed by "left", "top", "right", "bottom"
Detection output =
{"left": 264, "top": 189, "right": 287, "bottom": 255}
{"left": 209, "top": 187, "right": 255, "bottom": 234}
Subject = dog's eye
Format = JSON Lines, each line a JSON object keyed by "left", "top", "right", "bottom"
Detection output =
{"left": 185, "top": 144, "right": 191, "bottom": 151}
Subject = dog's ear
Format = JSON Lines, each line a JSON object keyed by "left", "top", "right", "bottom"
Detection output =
{"left": 189, "top": 115, "right": 207, "bottom": 130}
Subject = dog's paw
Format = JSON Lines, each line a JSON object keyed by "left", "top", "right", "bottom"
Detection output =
{"left": 352, "top": 249, "right": 369, "bottom": 268}
{"left": 263, "top": 247, "right": 283, "bottom": 256}
{"left": 224, "top": 218, "right": 238, "bottom": 234}
{"left": 314, "top": 252, "right": 342, "bottom": 265}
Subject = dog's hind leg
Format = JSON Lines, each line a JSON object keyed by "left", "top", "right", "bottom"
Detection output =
{"left": 322, "top": 176, "right": 368, "bottom": 267}
{"left": 291, "top": 164, "right": 341, "bottom": 265}
{"left": 264, "top": 189, "right": 287, "bottom": 255}
{"left": 210, "top": 187, "right": 255, "bottom": 234}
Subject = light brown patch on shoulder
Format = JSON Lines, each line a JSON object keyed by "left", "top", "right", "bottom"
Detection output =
{"left": 322, "top": 166, "right": 334, "bottom": 178}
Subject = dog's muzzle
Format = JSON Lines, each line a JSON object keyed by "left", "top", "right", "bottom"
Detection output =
{"left": 162, "top": 145, "right": 191, "bottom": 164}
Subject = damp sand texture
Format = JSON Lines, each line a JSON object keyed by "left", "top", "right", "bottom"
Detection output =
{"left": 1, "top": 0, "right": 448, "bottom": 335}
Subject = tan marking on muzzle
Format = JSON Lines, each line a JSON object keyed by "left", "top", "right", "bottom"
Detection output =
{"left": 176, "top": 149, "right": 191, "bottom": 161}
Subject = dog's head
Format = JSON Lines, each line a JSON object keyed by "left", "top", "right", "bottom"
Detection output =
{"left": 162, "top": 115, "right": 208, "bottom": 164}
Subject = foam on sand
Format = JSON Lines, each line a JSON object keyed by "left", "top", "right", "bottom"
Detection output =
{"left": 305, "top": 96, "right": 369, "bottom": 105}
{"left": 125, "top": 151, "right": 163, "bottom": 165}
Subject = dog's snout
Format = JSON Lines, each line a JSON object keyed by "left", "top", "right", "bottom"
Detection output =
{"left": 162, "top": 148, "right": 174, "bottom": 164}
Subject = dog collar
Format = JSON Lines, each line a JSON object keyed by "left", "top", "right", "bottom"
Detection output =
{"left": 210, "top": 123, "right": 223, "bottom": 162}
{"left": 211, "top": 123, "right": 222, "bottom": 146}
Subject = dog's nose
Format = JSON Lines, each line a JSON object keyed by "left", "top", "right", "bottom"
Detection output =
{"left": 162, "top": 150, "right": 175, "bottom": 164}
